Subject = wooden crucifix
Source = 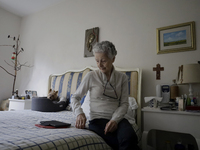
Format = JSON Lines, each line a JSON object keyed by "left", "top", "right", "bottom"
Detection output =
{"left": 153, "top": 64, "right": 164, "bottom": 80}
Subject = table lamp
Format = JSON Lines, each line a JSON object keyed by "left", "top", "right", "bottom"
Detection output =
{"left": 177, "top": 64, "right": 200, "bottom": 100}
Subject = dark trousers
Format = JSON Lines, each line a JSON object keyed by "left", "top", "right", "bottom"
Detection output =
{"left": 89, "top": 118, "right": 140, "bottom": 150}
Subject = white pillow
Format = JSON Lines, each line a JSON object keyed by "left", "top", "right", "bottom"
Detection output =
{"left": 81, "top": 91, "right": 90, "bottom": 118}
{"left": 124, "top": 97, "right": 138, "bottom": 125}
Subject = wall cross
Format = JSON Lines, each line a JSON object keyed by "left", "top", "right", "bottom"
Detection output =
{"left": 153, "top": 64, "right": 164, "bottom": 80}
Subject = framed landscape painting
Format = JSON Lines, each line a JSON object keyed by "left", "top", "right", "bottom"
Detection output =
{"left": 157, "top": 21, "right": 196, "bottom": 54}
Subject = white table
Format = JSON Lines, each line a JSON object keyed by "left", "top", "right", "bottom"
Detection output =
{"left": 142, "top": 106, "right": 200, "bottom": 149}
{"left": 9, "top": 99, "right": 32, "bottom": 111}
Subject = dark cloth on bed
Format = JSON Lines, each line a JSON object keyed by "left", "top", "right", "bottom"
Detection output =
{"left": 89, "top": 118, "right": 140, "bottom": 150}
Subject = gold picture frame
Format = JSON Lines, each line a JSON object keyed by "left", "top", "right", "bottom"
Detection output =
{"left": 84, "top": 27, "right": 99, "bottom": 57}
{"left": 157, "top": 21, "right": 196, "bottom": 54}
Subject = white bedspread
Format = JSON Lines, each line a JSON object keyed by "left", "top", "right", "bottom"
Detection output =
{"left": 0, "top": 110, "right": 112, "bottom": 150}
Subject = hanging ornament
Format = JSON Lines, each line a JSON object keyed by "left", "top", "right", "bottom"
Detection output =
{"left": 11, "top": 52, "right": 16, "bottom": 60}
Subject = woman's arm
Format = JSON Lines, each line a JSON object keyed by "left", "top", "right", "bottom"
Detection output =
{"left": 71, "top": 72, "right": 92, "bottom": 128}
{"left": 71, "top": 72, "right": 91, "bottom": 116}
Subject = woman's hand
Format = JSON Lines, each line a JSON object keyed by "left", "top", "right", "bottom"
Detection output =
{"left": 75, "top": 113, "right": 86, "bottom": 129}
{"left": 104, "top": 120, "right": 117, "bottom": 135}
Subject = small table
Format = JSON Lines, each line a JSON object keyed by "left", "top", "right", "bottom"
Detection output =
{"left": 9, "top": 99, "right": 32, "bottom": 111}
{"left": 142, "top": 106, "right": 200, "bottom": 149}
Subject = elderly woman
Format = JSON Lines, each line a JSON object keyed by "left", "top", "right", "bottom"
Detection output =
{"left": 71, "top": 41, "right": 139, "bottom": 150}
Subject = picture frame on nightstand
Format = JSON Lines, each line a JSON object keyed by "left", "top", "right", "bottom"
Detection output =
{"left": 25, "top": 90, "right": 37, "bottom": 99}
{"left": 32, "top": 91, "right": 37, "bottom": 97}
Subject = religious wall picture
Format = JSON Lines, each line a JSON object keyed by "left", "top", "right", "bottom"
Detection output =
{"left": 156, "top": 21, "right": 196, "bottom": 54}
{"left": 84, "top": 27, "right": 99, "bottom": 57}
{"left": 153, "top": 64, "right": 164, "bottom": 80}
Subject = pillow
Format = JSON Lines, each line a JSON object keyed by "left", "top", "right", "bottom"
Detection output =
{"left": 81, "top": 91, "right": 90, "bottom": 118}
{"left": 124, "top": 97, "right": 138, "bottom": 125}
{"left": 70, "top": 94, "right": 86, "bottom": 105}
{"left": 69, "top": 94, "right": 87, "bottom": 111}
{"left": 80, "top": 95, "right": 86, "bottom": 105}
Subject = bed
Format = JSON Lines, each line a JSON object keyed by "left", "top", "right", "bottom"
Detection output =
{"left": 0, "top": 66, "right": 142, "bottom": 150}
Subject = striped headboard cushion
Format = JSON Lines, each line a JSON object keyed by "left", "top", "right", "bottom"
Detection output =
{"left": 49, "top": 68, "right": 91, "bottom": 99}
{"left": 124, "top": 71, "right": 138, "bottom": 101}
{"left": 48, "top": 67, "right": 139, "bottom": 103}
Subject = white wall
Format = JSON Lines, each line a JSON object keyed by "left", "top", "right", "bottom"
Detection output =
{"left": 1, "top": 0, "right": 200, "bottom": 107}
{"left": 0, "top": 8, "right": 21, "bottom": 100}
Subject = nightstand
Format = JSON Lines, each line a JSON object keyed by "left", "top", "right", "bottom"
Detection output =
{"left": 142, "top": 106, "right": 200, "bottom": 149}
{"left": 8, "top": 99, "right": 32, "bottom": 111}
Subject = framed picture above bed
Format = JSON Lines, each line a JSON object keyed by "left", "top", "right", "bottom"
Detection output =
{"left": 84, "top": 27, "right": 99, "bottom": 57}
{"left": 156, "top": 21, "right": 196, "bottom": 54}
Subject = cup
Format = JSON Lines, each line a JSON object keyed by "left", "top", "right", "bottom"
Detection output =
{"left": 178, "top": 99, "right": 184, "bottom": 111}
{"left": 153, "top": 99, "right": 158, "bottom": 108}
{"left": 176, "top": 97, "right": 181, "bottom": 103}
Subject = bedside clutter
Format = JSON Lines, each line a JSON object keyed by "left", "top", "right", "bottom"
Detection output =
{"left": 145, "top": 94, "right": 200, "bottom": 112}
{"left": 174, "top": 95, "right": 200, "bottom": 112}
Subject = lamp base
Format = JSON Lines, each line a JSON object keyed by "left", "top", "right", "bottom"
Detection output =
{"left": 188, "top": 84, "right": 193, "bottom": 100}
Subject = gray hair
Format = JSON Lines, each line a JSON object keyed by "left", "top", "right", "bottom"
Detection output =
{"left": 92, "top": 41, "right": 117, "bottom": 59}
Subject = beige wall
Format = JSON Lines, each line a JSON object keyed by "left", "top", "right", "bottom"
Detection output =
{"left": 1, "top": 0, "right": 200, "bottom": 107}
{"left": 0, "top": 7, "right": 21, "bottom": 100}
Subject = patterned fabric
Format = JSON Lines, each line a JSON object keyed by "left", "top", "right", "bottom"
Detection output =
{"left": 0, "top": 110, "right": 112, "bottom": 150}
{"left": 124, "top": 71, "right": 138, "bottom": 100}
{"left": 50, "top": 69, "right": 91, "bottom": 100}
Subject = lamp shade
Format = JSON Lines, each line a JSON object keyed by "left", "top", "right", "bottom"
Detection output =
{"left": 177, "top": 64, "right": 200, "bottom": 84}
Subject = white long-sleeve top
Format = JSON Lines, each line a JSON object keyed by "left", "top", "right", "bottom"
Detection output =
{"left": 71, "top": 67, "right": 129, "bottom": 123}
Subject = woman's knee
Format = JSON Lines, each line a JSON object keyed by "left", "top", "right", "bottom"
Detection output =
{"left": 117, "top": 119, "right": 138, "bottom": 147}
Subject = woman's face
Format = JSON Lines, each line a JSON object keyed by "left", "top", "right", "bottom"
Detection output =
{"left": 95, "top": 52, "right": 115, "bottom": 76}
